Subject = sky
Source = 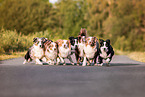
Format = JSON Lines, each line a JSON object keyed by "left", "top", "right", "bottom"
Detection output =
{"left": 49, "top": 0, "right": 58, "bottom": 4}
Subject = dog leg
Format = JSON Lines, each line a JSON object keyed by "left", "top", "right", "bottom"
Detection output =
{"left": 90, "top": 59, "right": 93, "bottom": 66}
{"left": 82, "top": 56, "right": 87, "bottom": 66}
{"left": 56, "top": 57, "right": 60, "bottom": 65}
{"left": 41, "top": 57, "right": 47, "bottom": 62}
{"left": 59, "top": 56, "right": 65, "bottom": 65}
{"left": 106, "top": 58, "right": 110, "bottom": 66}
{"left": 23, "top": 60, "right": 27, "bottom": 64}
{"left": 98, "top": 56, "right": 103, "bottom": 66}
{"left": 86, "top": 58, "right": 90, "bottom": 66}
{"left": 68, "top": 55, "right": 74, "bottom": 65}
{"left": 75, "top": 53, "right": 80, "bottom": 66}
{"left": 35, "top": 58, "right": 43, "bottom": 65}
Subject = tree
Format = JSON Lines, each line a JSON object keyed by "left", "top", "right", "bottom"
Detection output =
{"left": 0, "top": 0, "right": 52, "bottom": 35}
{"left": 54, "top": 0, "right": 88, "bottom": 38}
{"left": 86, "top": 0, "right": 110, "bottom": 37}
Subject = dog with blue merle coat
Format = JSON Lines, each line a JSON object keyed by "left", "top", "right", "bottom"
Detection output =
{"left": 23, "top": 37, "right": 46, "bottom": 65}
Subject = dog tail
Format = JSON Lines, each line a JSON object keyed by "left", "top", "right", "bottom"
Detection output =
{"left": 24, "top": 50, "right": 31, "bottom": 61}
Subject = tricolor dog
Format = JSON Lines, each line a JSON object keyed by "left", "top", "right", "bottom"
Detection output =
{"left": 23, "top": 37, "right": 46, "bottom": 65}
{"left": 75, "top": 28, "right": 87, "bottom": 65}
{"left": 98, "top": 39, "right": 114, "bottom": 66}
{"left": 56, "top": 39, "right": 74, "bottom": 65}
{"left": 69, "top": 36, "right": 78, "bottom": 54}
{"left": 82, "top": 37, "right": 99, "bottom": 66}
{"left": 44, "top": 39, "right": 59, "bottom": 65}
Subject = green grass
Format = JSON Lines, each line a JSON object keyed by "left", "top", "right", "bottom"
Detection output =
{"left": 115, "top": 49, "right": 145, "bottom": 63}
{"left": 0, "top": 51, "right": 26, "bottom": 61}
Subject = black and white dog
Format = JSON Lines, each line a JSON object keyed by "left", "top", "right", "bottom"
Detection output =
{"left": 23, "top": 37, "right": 46, "bottom": 65}
{"left": 69, "top": 37, "right": 78, "bottom": 54}
{"left": 98, "top": 39, "right": 114, "bottom": 66}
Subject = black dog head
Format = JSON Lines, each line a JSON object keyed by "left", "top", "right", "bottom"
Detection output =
{"left": 99, "top": 39, "right": 110, "bottom": 52}
{"left": 69, "top": 36, "right": 78, "bottom": 46}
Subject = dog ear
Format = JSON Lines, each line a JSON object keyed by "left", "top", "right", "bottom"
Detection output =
{"left": 33, "top": 37, "right": 38, "bottom": 42}
{"left": 93, "top": 37, "right": 98, "bottom": 43}
{"left": 41, "top": 37, "right": 47, "bottom": 43}
{"left": 69, "top": 37, "right": 74, "bottom": 40}
{"left": 106, "top": 39, "right": 110, "bottom": 44}
{"left": 55, "top": 41, "right": 58, "bottom": 48}
{"left": 99, "top": 39, "right": 104, "bottom": 44}
{"left": 78, "top": 35, "right": 81, "bottom": 42}
{"left": 56, "top": 39, "right": 62, "bottom": 46}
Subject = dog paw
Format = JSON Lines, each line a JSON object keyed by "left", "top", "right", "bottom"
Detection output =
{"left": 106, "top": 58, "right": 110, "bottom": 63}
{"left": 77, "top": 63, "right": 80, "bottom": 66}
{"left": 23, "top": 60, "right": 27, "bottom": 64}
{"left": 94, "top": 63, "right": 98, "bottom": 66}
{"left": 36, "top": 62, "right": 43, "bottom": 65}
{"left": 71, "top": 63, "right": 74, "bottom": 65}
{"left": 97, "top": 63, "right": 103, "bottom": 66}
{"left": 106, "top": 63, "right": 110, "bottom": 67}
{"left": 47, "top": 60, "right": 54, "bottom": 65}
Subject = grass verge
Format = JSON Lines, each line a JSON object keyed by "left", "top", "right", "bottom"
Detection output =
{"left": 115, "top": 49, "right": 145, "bottom": 63}
{"left": 0, "top": 51, "right": 26, "bottom": 61}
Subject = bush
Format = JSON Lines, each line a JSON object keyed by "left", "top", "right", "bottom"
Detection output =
{"left": 0, "top": 29, "right": 51, "bottom": 54}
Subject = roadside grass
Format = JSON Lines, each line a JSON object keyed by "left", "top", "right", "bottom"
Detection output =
{"left": 115, "top": 49, "right": 145, "bottom": 63}
{"left": 0, "top": 51, "right": 26, "bottom": 61}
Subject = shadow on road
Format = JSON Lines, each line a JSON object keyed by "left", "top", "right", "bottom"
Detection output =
{"left": 110, "top": 63, "right": 140, "bottom": 67}
{"left": 43, "top": 63, "right": 140, "bottom": 67}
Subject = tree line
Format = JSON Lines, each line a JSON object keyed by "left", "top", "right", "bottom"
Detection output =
{"left": 0, "top": 0, "right": 145, "bottom": 51}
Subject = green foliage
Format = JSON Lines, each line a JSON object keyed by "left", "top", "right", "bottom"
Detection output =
{"left": 0, "top": 0, "right": 145, "bottom": 52}
{"left": 0, "top": 29, "right": 51, "bottom": 54}
{"left": 0, "top": 0, "right": 52, "bottom": 35}
{"left": 54, "top": 0, "right": 88, "bottom": 38}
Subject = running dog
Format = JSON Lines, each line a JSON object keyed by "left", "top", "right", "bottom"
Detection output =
{"left": 75, "top": 28, "right": 87, "bottom": 65}
{"left": 56, "top": 39, "right": 74, "bottom": 65}
{"left": 23, "top": 37, "right": 46, "bottom": 65}
{"left": 82, "top": 37, "right": 99, "bottom": 66}
{"left": 98, "top": 39, "right": 114, "bottom": 66}
{"left": 69, "top": 36, "right": 78, "bottom": 54}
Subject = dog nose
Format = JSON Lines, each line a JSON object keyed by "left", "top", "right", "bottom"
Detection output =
{"left": 54, "top": 48, "right": 56, "bottom": 50}
{"left": 64, "top": 44, "right": 68, "bottom": 48}
{"left": 104, "top": 48, "right": 106, "bottom": 51}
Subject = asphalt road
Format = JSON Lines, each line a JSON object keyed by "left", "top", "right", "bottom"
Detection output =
{"left": 0, "top": 54, "right": 145, "bottom": 97}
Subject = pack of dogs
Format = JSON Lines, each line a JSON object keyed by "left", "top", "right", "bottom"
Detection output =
{"left": 23, "top": 28, "right": 114, "bottom": 66}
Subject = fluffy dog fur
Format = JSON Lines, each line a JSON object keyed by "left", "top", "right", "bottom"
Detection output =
{"left": 69, "top": 36, "right": 78, "bottom": 54}
{"left": 75, "top": 28, "right": 88, "bottom": 65}
{"left": 44, "top": 40, "right": 59, "bottom": 65}
{"left": 23, "top": 37, "right": 46, "bottom": 65}
{"left": 98, "top": 39, "right": 114, "bottom": 66}
{"left": 82, "top": 37, "right": 99, "bottom": 66}
{"left": 56, "top": 39, "right": 74, "bottom": 65}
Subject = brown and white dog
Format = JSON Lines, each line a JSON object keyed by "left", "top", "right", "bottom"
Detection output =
{"left": 75, "top": 28, "right": 87, "bottom": 65}
{"left": 43, "top": 39, "right": 59, "bottom": 65}
{"left": 82, "top": 37, "right": 99, "bottom": 66}
{"left": 56, "top": 39, "right": 74, "bottom": 65}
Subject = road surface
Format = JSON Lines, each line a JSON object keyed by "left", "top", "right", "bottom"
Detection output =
{"left": 0, "top": 54, "right": 145, "bottom": 97}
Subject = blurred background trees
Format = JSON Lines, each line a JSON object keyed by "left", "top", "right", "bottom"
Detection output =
{"left": 0, "top": 0, "right": 52, "bottom": 34}
{"left": 0, "top": 0, "right": 145, "bottom": 52}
